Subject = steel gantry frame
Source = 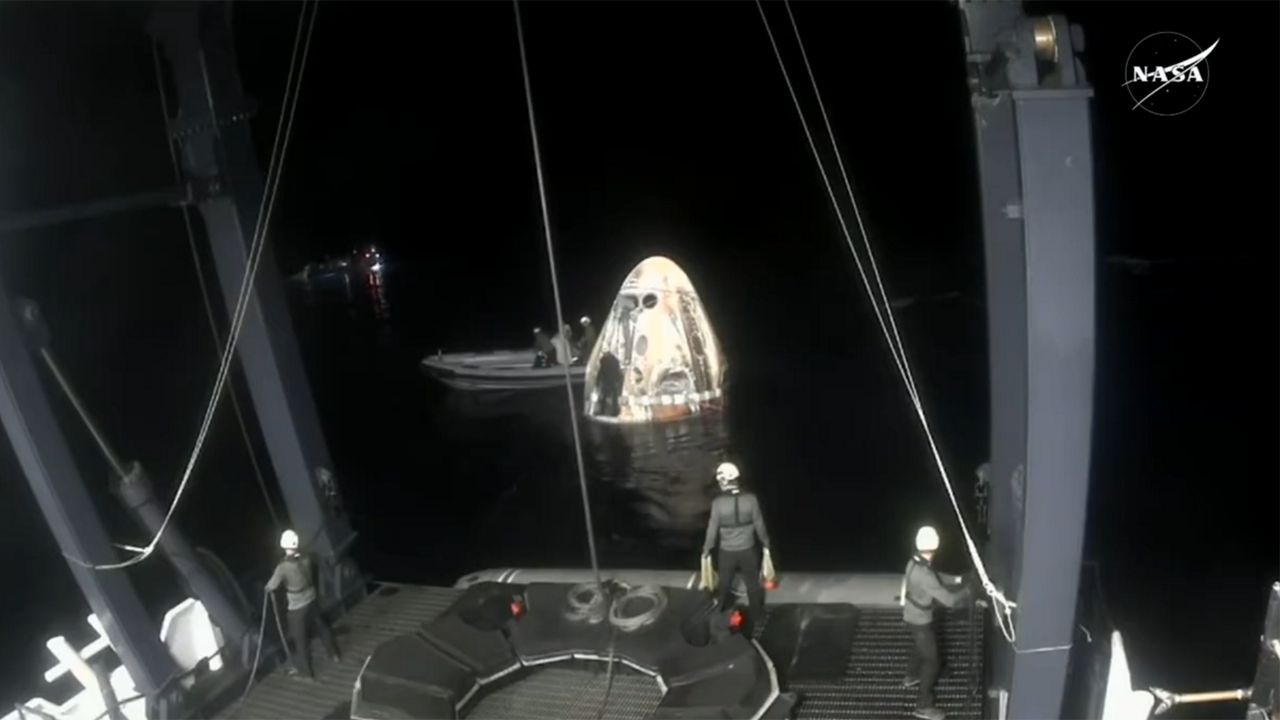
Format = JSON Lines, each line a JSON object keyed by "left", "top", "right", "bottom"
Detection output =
{"left": 960, "top": 2, "right": 1097, "bottom": 718}
{"left": 0, "top": 3, "right": 360, "bottom": 716}
{"left": 0, "top": 2, "right": 1097, "bottom": 718}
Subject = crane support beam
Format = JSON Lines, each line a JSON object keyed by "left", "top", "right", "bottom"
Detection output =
{"left": 961, "top": 2, "right": 1097, "bottom": 717}
{"left": 0, "top": 293, "right": 181, "bottom": 708}
{"left": 149, "top": 2, "right": 361, "bottom": 607}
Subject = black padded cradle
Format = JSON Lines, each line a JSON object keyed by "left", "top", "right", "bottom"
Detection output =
{"left": 351, "top": 581, "right": 787, "bottom": 719}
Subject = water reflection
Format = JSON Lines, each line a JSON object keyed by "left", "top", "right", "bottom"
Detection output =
{"left": 365, "top": 267, "right": 390, "bottom": 320}
{"left": 291, "top": 264, "right": 392, "bottom": 325}
{"left": 587, "top": 412, "right": 730, "bottom": 549}
{"left": 434, "top": 384, "right": 732, "bottom": 559}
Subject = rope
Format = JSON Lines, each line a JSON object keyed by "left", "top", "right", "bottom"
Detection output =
{"left": 231, "top": 593, "right": 272, "bottom": 717}
{"left": 596, "top": 617, "right": 618, "bottom": 720}
{"left": 512, "top": 0, "right": 602, "bottom": 590}
{"left": 756, "top": 0, "right": 1018, "bottom": 643}
{"left": 752, "top": 2, "right": 916, "bottom": 406}
{"left": 66, "top": 0, "right": 318, "bottom": 571}
{"left": 780, "top": 1, "right": 920, "bottom": 401}
{"left": 150, "top": 41, "right": 280, "bottom": 528}
{"left": 269, "top": 592, "right": 292, "bottom": 666}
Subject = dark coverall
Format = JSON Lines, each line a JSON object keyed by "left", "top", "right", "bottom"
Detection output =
{"left": 576, "top": 324, "right": 598, "bottom": 363}
{"left": 703, "top": 490, "right": 770, "bottom": 634}
{"left": 533, "top": 331, "right": 556, "bottom": 367}
{"left": 266, "top": 553, "right": 339, "bottom": 677}
{"left": 902, "top": 555, "right": 971, "bottom": 711}
{"left": 597, "top": 352, "right": 623, "bottom": 416}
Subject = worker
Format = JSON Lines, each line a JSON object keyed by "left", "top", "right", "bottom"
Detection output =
{"left": 597, "top": 351, "right": 623, "bottom": 416}
{"left": 576, "top": 315, "right": 597, "bottom": 363}
{"left": 551, "top": 323, "right": 573, "bottom": 366}
{"left": 701, "top": 462, "right": 770, "bottom": 635}
{"left": 533, "top": 326, "right": 555, "bottom": 367}
{"left": 901, "top": 525, "right": 972, "bottom": 720}
{"left": 266, "top": 529, "right": 340, "bottom": 680}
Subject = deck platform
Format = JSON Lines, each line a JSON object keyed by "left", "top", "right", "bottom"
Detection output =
{"left": 223, "top": 584, "right": 463, "bottom": 720}
{"left": 778, "top": 606, "right": 983, "bottom": 719}
{"left": 221, "top": 579, "right": 984, "bottom": 720}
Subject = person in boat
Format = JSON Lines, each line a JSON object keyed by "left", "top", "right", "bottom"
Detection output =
{"left": 597, "top": 350, "right": 623, "bottom": 416}
{"left": 266, "top": 529, "right": 341, "bottom": 680}
{"left": 532, "top": 326, "right": 555, "bottom": 367}
{"left": 901, "top": 525, "right": 973, "bottom": 720}
{"left": 701, "top": 462, "right": 771, "bottom": 635}
{"left": 551, "top": 322, "right": 573, "bottom": 365}
{"left": 575, "top": 315, "right": 597, "bottom": 364}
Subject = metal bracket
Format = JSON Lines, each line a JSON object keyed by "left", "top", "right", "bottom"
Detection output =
{"left": 166, "top": 100, "right": 257, "bottom": 141}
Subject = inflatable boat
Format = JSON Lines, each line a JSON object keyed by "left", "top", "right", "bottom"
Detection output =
{"left": 421, "top": 350, "right": 587, "bottom": 391}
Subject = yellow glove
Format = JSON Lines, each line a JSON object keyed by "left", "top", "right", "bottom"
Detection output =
{"left": 761, "top": 548, "right": 776, "bottom": 583}
{"left": 699, "top": 553, "right": 718, "bottom": 592}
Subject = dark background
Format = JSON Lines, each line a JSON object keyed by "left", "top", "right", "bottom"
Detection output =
{"left": 0, "top": 1, "right": 1275, "bottom": 717}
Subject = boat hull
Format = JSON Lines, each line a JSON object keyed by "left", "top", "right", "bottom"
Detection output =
{"left": 421, "top": 350, "right": 586, "bottom": 391}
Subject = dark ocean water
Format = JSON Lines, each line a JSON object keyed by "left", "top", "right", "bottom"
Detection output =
{"left": 290, "top": 262, "right": 991, "bottom": 583}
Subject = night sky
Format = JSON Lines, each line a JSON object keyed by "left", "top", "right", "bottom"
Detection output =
{"left": 0, "top": 1, "right": 1276, "bottom": 715}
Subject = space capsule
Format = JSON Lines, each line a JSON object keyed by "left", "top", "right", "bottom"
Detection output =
{"left": 583, "top": 256, "right": 726, "bottom": 423}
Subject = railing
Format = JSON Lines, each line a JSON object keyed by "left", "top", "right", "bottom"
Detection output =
{"left": 2, "top": 599, "right": 228, "bottom": 720}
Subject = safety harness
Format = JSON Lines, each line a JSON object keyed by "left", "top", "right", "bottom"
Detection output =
{"left": 718, "top": 491, "right": 754, "bottom": 532}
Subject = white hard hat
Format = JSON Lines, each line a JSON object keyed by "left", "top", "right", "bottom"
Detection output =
{"left": 280, "top": 529, "right": 299, "bottom": 551}
{"left": 580, "top": 316, "right": 591, "bottom": 325}
{"left": 915, "top": 526, "right": 940, "bottom": 553}
{"left": 715, "top": 462, "right": 740, "bottom": 487}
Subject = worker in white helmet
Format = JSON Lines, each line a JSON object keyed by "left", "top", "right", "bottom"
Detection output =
{"left": 900, "top": 526, "right": 973, "bottom": 720}
{"left": 575, "top": 315, "right": 597, "bottom": 363}
{"left": 551, "top": 323, "right": 574, "bottom": 367}
{"left": 701, "top": 462, "right": 771, "bottom": 635}
{"left": 532, "top": 327, "right": 555, "bottom": 367}
{"left": 266, "top": 529, "right": 340, "bottom": 679}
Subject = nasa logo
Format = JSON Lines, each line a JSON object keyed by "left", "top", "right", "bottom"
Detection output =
{"left": 1124, "top": 32, "right": 1219, "bottom": 116}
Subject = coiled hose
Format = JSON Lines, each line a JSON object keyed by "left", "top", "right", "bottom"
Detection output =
{"left": 608, "top": 585, "right": 668, "bottom": 633}
{"left": 565, "top": 582, "right": 608, "bottom": 624}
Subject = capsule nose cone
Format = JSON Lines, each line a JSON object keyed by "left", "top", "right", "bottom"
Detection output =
{"left": 584, "top": 256, "right": 725, "bottom": 424}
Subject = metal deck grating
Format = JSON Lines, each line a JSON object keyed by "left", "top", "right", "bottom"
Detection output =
{"left": 223, "top": 585, "right": 984, "bottom": 719}
{"left": 222, "top": 583, "right": 464, "bottom": 720}
{"left": 782, "top": 606, "right": 984, "bottom": 720}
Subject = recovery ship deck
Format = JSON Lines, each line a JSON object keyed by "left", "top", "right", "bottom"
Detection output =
{"left": 222, "top": 573, "right": 985, "bottom": 720}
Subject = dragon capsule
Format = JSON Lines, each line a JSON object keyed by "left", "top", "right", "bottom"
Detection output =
{"left": 584, "top": 256, "right": 726, "bottom": 423}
